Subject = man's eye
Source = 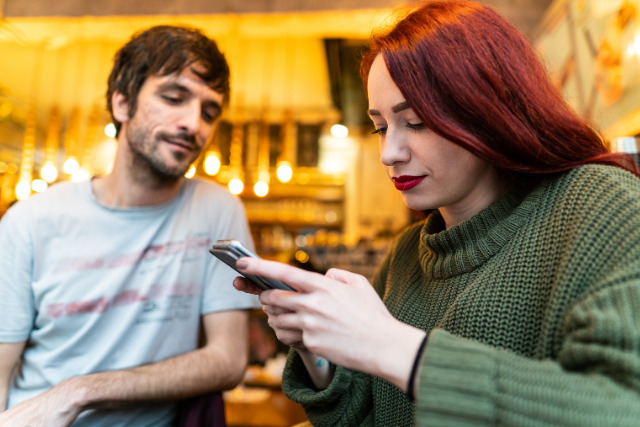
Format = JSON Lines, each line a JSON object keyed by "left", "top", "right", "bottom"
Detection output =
{"left": 406, "top": 123, "right": 425, "bottom": 131}
{"left": 162, "top": 95, "right": 182, "bottom": 104}
{"left": 371, "top": 127, "right": 387, "bottom": 135}
{"left": 202, "top": 111, "right": 215, "bottom": 123}
{"left": 202, "top": 106, "right": 221, "bottom": 124}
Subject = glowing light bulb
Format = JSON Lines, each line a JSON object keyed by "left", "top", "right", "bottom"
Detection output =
{"left": 276, "top": 161, "right": 293, "bottom": 183}
{"left": 71, "top": 168, "right": 90, "bottom": 182}
{"left": 330, "top": 124, "right": 349, "bottom": 139}
{"left": 228, "top": 178, "right": 244, "bottom": 195}
{"left": 104, "top": 123, "right": 117, "bottom": 138}
{"left": 40, "top": 162, "right": 58, "bottom": 183}
{"left": 185, "top": 164, "right": 196, "bottom": 178}
{"left": 63, "top": 158, "right": 79, "bottom": 175}
{"left": 204, "top": 152, "right": 221, "bottom": 175}
{"left": 15, "top": 181, "right": 31, "bottom": 200}
{"left": 294, "top": 250, "right": 310, "bottom": 263}
{"left": 31, "top": 179, "right": 48, "bottom": 193}
{"left": 254, "top": 180, "right": 269, "bottom": 197}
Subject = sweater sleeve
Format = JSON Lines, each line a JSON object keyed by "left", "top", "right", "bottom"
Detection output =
{"left": 281, "top": 350, "right": 375, "bottom": 426}
{"left": 415, "top": 278, "right": 640, "bottom": 426}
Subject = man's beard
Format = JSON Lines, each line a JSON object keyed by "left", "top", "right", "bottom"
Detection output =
{"left": 126, "top": 126, "right": 198, "bottom": 187}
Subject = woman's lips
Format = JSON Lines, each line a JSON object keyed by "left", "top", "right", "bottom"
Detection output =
{"left": 392, "top": 175, "right": 426, "bottom": 191}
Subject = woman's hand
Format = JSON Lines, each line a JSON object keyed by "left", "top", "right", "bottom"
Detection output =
{"left": 233, "top": 257, "right": 427, "bottom": 392}
{"left": 233, "top": 275, "right": 307, "bottom": 352}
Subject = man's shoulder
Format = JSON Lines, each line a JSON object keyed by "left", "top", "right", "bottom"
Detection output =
{"left": 5, "top": 181, "right": 82, "bottom": 213}
{"left": 180, "top": 178, "right": 246, "bottom": 217}
{"left": 0, "top": 181, "right": 86, "bottom": 231}
{"left": 183, "top": 178, "right": 241, "bottom": 203}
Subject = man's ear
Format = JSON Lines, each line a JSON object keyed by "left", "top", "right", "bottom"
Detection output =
{"left": 111, "top": 91, "right": 129, "bottom": 123}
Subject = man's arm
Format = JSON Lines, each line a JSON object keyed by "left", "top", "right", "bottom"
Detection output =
{"left": 0, "top": 310, "right": 249, "bottom": 426}
{"left": 0, "top": 342, "right": 25, "bottom": 411}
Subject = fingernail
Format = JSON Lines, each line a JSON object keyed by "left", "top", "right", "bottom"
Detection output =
{"left": 236, "top": 259, "right": 248, "bottom": 270}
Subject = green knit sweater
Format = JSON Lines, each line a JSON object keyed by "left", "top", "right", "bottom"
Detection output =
{"left": 282, "top": 165, "right": 640, "bottom": 426}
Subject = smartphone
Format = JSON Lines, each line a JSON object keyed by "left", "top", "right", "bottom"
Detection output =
{"left": 209, "top": 239, "right": 296, "bottom": 291}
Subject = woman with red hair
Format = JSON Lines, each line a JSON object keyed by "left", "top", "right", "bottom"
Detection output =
{"left": 234, "top": 1, "right": 640, "bottom": 425}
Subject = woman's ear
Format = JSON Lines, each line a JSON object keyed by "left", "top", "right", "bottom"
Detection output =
{"left": 111, "top": 91, "right": 129, "bottom": 123}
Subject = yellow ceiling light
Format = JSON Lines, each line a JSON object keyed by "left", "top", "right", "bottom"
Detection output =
{"left": 254, "top": 180, "right": 269, "bottom": 197}
{"left": 185, "top": 164, "right": 196, "bottom": 178}
{"left": 294, "top": 250, "right": 310, "bottom": 264}
{"left": 228, "top": 178, "right": 244, "bottom": 195}
{"left": 15, "top": 180, "right": 31, "bottom": 200}
{"left": 63, "top": 157, "right": 79, "bottom": 175}
{"left": 276, "top": 160, "right": 293, "bottom": 183}
{"left": 204, "top": 151, "right": 221, "bottom": 176}
{"left": 330, "top": 124, "right": 349, "bottom": 138}
{"left": 104, "top": 123, "right": 117, "bottom": 138}
{"left": 40, "top": 161, "right": 58, "bottom": 183}
{"left": 31, "top": 179, "right": 48, "bottom": 193}
{"left": 71, "top": 168, "right": 90, "bottom": 183}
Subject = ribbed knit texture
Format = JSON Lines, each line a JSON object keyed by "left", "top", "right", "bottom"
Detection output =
{"left": 282, "top": 165, "right": 640, "bottom": 426}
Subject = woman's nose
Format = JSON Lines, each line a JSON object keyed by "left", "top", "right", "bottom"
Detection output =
{"left": 379, "top": 131, "right": 410, "bottom": 166}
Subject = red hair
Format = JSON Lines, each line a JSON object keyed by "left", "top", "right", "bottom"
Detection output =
{"left": 361, "top": 0, "right": 638, "bottom": 182}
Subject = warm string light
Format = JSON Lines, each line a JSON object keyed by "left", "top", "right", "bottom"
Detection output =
{"left": 1, "top": 163, "right": 18, "bottom": 204}
{"left": 204, "top": 125, "right": 222, "bottom": 176}
{"left": 63, "top": 108, "right": 80, "bottom": 175}
{"left": 31, "top": 179, "right": 48, "bottom": 193}
{"left": 185, "top": 165, "right": 196, "bottom": 178}
{"left": 63, "top": 157, "right": 79, "bottom": 175}
{"left": 40, "top": 106, "right": 61, "bottom": 183}
{"left": 104, "top": 123, "right": 117, "bottom": 138}
{"left": 330, "top": 123, "right": 349, "bottom": 139}
{"left": 276, "top": 161, "right": 293, "bottom": 183}
{"left": 204, "top": 151, "right": 221, "bottom": 176}
{"left": 276, "top": 41, "right": 297, "bottom": 186}
{"left": 228, "top": 122, "right": 245, "bottom": 195}
{"left": 277, "top": 112, "right": 296, "bottom": 183}
{"left": 254, "top": 119, "right": 270, "bottom": 197}
{"left": 15, "top": 106, "right": 37, "bottom": 200}
{"left": 228, "top": 178, "right": 244, "bottom": 194}
{"left": 73, "top": 105, "right": 100, "bottom": 182}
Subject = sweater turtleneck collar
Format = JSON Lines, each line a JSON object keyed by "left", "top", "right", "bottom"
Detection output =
{"left": 418, "top": 182, "right": 547, "bottom": 280}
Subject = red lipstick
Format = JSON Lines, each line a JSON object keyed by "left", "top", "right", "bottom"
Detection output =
{"left": 392, "top": 175, "right": 426, "bottom": 191}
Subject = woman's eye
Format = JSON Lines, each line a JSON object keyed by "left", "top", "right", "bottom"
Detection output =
{"left": 371, "top": 127, "right": 387, "bottom": 135}
{"left": 406, "top": 122, "right": 425, "bottom": 131}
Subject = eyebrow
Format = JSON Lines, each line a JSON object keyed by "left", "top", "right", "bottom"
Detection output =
{"left": 367, "top": 101, "right": 411, "bottom": 117}
{"left": 157, "top": 81, "right": 190, "bottom": 95}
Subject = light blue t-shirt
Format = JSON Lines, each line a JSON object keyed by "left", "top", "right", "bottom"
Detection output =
{"left": 0, "top": 178, "right": 260, "bottom": 426}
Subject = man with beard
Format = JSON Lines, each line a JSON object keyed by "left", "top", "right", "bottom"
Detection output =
{"left": 0, "top": 25, "right": 259, "bottom": 426}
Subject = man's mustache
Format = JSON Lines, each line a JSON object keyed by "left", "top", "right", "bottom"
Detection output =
{"left": 158, "top": 132, "right": 197, "bottom": 146}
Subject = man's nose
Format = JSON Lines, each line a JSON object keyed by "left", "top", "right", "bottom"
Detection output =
{"left": 177, "top": 102, "right": 204, "bottom": 136}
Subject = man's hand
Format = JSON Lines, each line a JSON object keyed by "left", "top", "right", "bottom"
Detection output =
{"left": 0, "top": 378, "right": 86, "bottom": 427}
{"left": 0, "top": 310, "right": 249, "bottom": 425}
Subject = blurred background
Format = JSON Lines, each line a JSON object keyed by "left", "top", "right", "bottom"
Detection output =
{"left": 0, "top": 0, "right": 560, "bottom": 265}
{"left": 3, "top": 0, "right": 640, "bottom": 424}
